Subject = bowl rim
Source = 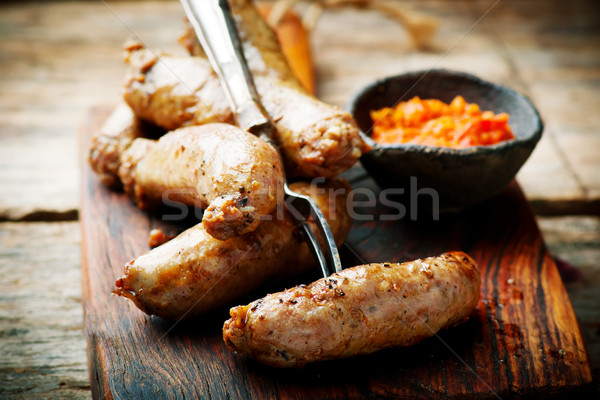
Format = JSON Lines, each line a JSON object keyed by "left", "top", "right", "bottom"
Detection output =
{"left": 345, "top": 69, "right": 544, "bottom": 157}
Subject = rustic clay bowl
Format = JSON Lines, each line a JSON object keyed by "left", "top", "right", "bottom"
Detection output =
{"left": 346, "top": 69, "right": 543, "bottom": 213}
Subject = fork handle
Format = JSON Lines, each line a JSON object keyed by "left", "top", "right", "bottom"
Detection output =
{"left": 180, "top": 0, "right": 272, "bottom": 137}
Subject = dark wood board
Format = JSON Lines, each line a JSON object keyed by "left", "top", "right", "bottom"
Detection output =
{"left": 80, "top": 107, "right": 593, "bottom": 399}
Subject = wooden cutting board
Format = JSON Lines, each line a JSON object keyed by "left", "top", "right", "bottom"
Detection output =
{"left": 80, "top": 107, "right": 592, "bottom": 399}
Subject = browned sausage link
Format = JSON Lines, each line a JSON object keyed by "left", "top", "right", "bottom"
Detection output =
{"left": 123, "top": 40, "right": 233, "bottom": 131}
{"left": 88, "top": 103, "right": 163, "bottom": 188}
{"left": 117, "top": 123, "right": 284, "bottom": 240}
{"left": 114, "top": 179, "right": 352, "bottom": 320}
{"left": 223, "top": 252, "right": 481, "bottom": 367}
{"left": 229, "top": 0, "right": 369, "bottom": 177}
{"left": 126, "top": 43, "right": 366, "bottom": 178}
{"left": 176, "top": 1, "right": 370, "bottom": 178}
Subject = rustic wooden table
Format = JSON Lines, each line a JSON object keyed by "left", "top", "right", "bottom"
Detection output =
{"left": 0, "top": 0, "right": 598, "bottom": 398}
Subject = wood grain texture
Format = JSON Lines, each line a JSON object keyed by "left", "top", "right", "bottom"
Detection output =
{"left": 80, "top": 107, "right": 592, "bottom": 399}
{"left": 0, "top": 1, "right": 598, "bottom": 398}
{"left": 0, "top": 222, "right": 89, "bottom": 399}
{"left": 1, "top": 0, "right": 599, "bottom": 218}
{"left": 538, "top": 215, "right": 600, "bottom": 385}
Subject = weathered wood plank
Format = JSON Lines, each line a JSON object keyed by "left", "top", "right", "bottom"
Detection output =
{"left": 0, "top": 0, "right": 599, "bottom": 217}
{"left": 479, "top": 0, "right": 600, "bottom": 208}
{"left": 0, "top": 0, "right": 187, "bottom": 221}
{"left": 538, "top": 215, "right": 600, "bottom": 379}
{"left": 1, "top": 1, "right": 599, "bottom": 398}
{"left": 1, "top": 217, "right": 597, "bottom": 399}
{"left": 80, "top": 105, "right": 592, "bottom": 399}
{"left": 0, "top": 222, "right": 89, "bottom": 399}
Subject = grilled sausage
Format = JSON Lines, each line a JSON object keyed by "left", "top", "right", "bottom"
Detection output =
{"left": 226, "top": 0, "right": 370, "bottom": 177}
{"left": 88, "top": 103, "right": 163, "bottom": 188}
{"left": 223, "top": 252, "right": 480, "bottom": 367}
{"left": 118, "top": 123, "right": 284, "bottom": 240}
{"left": 114, "top": 179, "right": 352, "bottom": 320}
{"left": 125, "top": 0, "right": 368, "bottom": 178}
{"left": 123, "top": 40, "right": 233, "bottom": 131}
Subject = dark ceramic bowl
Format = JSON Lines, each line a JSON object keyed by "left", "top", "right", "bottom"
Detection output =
{"left": 346, "top": 69, "right": 543, "bottom": 212}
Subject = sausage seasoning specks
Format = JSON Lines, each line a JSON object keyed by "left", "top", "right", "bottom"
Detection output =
{"left": 114, "top": 180, "right": 352, "bottom": 320}
{"left": 223, "top": 252, "right": 480, "bottom": 367}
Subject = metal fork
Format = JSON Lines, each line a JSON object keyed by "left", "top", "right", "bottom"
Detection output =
{"left": 180, "top": 0, "right": 342, "bottom": 277}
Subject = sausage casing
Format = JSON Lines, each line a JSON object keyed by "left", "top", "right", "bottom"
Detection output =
{"left": 88, "top": 103, "right": 162, "bottom": 188}
{"left": 223, "top": 252, "right": 480, "bottom": 367}
{"left": 114, "top": 179, "right": 352, "bottom": 320}
{"left": 123, "top": 41, "right": 233, "bottom": 131}
{"left": 226, "top": 0, "right": 370, "bottom": 177}
{"left": 125, "top": 0, "right": 368, "bottom": 178}
{"left": 118, "top": 123, "right": 284, "bottom": 240}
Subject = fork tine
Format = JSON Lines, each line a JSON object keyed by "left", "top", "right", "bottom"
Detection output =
{"left": 284, "top": 184, "right": 342, "bottom": 276}
{"left": 298, "top": 221, "right": 330, "bottom": 278}
{"left": 304, "top": 196, "right": 343, "bottom": 275}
